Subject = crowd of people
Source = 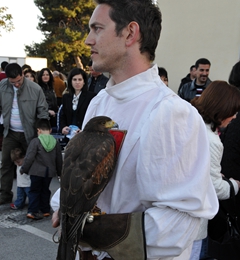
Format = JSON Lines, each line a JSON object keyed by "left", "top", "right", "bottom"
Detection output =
{"left": 0, "top": 61, "right": 109, "bottom": 219}
{"left": 1, "top": 0, "right": 240, "bottom": 259}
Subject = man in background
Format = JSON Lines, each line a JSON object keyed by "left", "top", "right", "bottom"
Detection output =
{"left": 0, "top": 63, "right": 48, "bottom": 205}
{"left": 88, "top": 60, "right": 109, "bottom": 94}
{"left": 178, "top": 58, "right": 211, "bottom": 102}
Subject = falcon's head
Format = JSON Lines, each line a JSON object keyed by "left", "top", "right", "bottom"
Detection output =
{"left": 83, "top": 116, "right": 118, "bottom": 132}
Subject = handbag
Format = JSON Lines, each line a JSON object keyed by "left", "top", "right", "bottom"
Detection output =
{"left": 208, "top": 177, "right": 240, "bottom": 260}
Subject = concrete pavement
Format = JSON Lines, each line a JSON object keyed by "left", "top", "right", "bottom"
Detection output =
{"left": 0, "top": 176, "right": 61, "bottom": 260}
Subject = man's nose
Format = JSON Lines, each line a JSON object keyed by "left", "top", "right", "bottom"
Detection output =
{"left": 85, "top": 31, "right": 94, "bottom": 46}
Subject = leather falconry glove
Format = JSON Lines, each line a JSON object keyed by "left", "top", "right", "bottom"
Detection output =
{"left": 79, "top": 212, "right": 146, "bottom": 260}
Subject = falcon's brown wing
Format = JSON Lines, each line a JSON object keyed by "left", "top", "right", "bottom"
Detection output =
{"left": 57, "top": 116, "right": 117, "bottom": 260}
{"left": 60, "top": 129, "right": 116, "bottom": 217}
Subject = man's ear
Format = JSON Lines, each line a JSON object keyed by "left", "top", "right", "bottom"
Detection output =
{"left": 125, "top": 21, "right": 140, "bottom": 47}
{"left": 50, "top": 128, "right": 52, "bottom": 134}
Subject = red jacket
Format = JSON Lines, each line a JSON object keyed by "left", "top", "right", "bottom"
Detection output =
{"left": 0, "top": 72, "right": 6, "bottom": 81}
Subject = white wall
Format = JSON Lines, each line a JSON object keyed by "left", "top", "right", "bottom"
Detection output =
{"left": 155, "top": 0, "right": 240, "bottom": 93}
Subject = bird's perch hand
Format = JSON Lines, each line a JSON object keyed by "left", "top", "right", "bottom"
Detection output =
{"left": 52, "top": 210, "right": 60, "bottom": 228}
{"left": 79, "top": 212, "right": 146, "bottom": 260}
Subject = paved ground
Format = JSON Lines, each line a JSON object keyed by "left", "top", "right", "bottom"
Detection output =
{"left": 0, "top": 175, "right": 61, "bottom": 260}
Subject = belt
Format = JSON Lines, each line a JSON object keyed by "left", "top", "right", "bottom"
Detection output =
{"left": 80, "top": 250, "right": 113, "bottom": 260}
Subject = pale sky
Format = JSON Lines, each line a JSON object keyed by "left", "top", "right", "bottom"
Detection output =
{"left": 0, "top": 0, "right": 44, "bottom": 57}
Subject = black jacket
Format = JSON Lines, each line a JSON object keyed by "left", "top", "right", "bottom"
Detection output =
{"left": 60, "top": 91, "right": 96, "bottom": 131}
{"left": 178, "top": 74, "right": 192, "bottom": 94}
{"left": 88, "top": 74, "right": 109, "bottom": 94}
{"left": 220, "top": 113, "right": 240, "bottom": 228}
{"left": 178, "top": 78, "right": 212, "bottom": 102}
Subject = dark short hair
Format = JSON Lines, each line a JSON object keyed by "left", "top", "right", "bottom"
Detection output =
{"left": 10, "top": 148, "right": 25, "bottom": 162}
{"left": 228, "top": 61, "right": 240, "bottom": 89}
{"left": 1, "top": 61, "right": 8, "bottom": 71}
{"left": 190, "top": 65, "right": 196, "bottom": 71}
{"left": 191, "top": 80, "right": 240, "bottom": 131}
{"left": 158, "top": 67, "right": 168, "bottom": 78}
{"left": 94, "top": 0, "right": 162, "bottom": 61}
{"left": 36, "top": 118, "right": 51, "bottom": 131}
{"left": 67, "top": 68, "right": 88, "bottom": 94}
{"left": 5, "top": 63, "right": 22, "bottom": 78}
{"left": 195, "top": 58, "right": 211, "bottom": 69}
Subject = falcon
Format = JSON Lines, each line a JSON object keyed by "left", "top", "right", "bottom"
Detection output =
{"left": 56, "top": 116, "right": 117, "bottom": 260}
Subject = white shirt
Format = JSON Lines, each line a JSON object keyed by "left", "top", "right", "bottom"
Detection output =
{"left": 206, "top": 124, "right": 238, "bottom": 198}
{"left": 10, "top": 86, "right": 24, "bottom": 132}
{"left": 81, "top": 64, "right": 218, "bottom": 259}
{"left": 193, "top": 124, "right": 239, "bottom": 242}
{"left": 16, "top": 165, "right": 30, "bottom": 187}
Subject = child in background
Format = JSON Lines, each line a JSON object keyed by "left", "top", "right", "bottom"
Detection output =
{"left": 20, "top": 119, "right": 62, "bottom": 220}
{"left": 10, "top": 148, "right": 30, "bottom": 210}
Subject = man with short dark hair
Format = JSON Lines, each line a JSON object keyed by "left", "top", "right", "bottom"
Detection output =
{"left": 179, "top": 58, "right": 211, "bottom": 102}
{"left": 88, "top": 60, "right": 109, "bottom": 94}
{"left": 53, "top": 1, "right": 218, "bottom": 259}
{"left": 0, "top": 61, "right": 8, "bottom": 81}
{"left": 0, "top": 63, "right": 49, "bottom": 205}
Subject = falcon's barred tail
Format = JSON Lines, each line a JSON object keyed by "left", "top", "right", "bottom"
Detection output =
{"left": 56, "top": 213, "right": 88, "bottom": 260}
{"left": 56, "top": 235, "right": 79, "bottom": 260}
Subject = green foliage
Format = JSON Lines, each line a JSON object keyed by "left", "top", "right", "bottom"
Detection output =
{"left": 0, "top": 7, "right": 14, "bottom": 37}
{"left": 25, "top": 0, "right": 96, "bottom": 72}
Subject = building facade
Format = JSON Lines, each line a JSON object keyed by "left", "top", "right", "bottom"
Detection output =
{"left": 155, "top": 0, "right": 240, "bottom": 92}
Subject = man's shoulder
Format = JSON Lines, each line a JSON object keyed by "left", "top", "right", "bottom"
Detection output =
{"left": 23, "top": 80, "right": 41, "bottom": 90}
{"left": 181, "top": 80, "right": 193, "bottom": 89}
{"left": 0, "top": 78, "right": 8, "bottom": 88}
{"left": 98, "top": 74, "right": 109, "bottom": 83}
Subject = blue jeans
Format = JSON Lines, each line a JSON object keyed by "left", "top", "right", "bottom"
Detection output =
{"left": 200, "top": 237, "right": 214, "bottom": 260}
{"left": 14, "top": 186, "right": 30, "bottom": 209}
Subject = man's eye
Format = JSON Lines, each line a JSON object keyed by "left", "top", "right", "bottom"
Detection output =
{"left": 95, "top": 27, "right": 100, "bottom": 32}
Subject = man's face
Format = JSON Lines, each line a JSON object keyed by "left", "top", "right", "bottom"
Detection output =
{"left": 190, "top": 67, "right": 197, "bottom": 79}
{"left": 8, "top": 74, "right": 24, "bottom": 88}
{"left": 85, "top": 4, "right": 126, "bottom": 75}
{"left": 195, "top": 64, "right": 210, "bottom": 85}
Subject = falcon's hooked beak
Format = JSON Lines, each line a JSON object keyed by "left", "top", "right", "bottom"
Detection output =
{"left": 105, "top": 120, "right": 119, "bottom": 129}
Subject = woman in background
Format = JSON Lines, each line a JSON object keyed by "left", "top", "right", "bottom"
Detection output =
{"left": 23, "top": 69, "right": 37, "bottom": 83}
{"left": 38, "top": 68, "right": 58, "bottom": 131}
{"left": 190, "top": 80, "right": 240, "bottom": 260}
{"left": 60, "top": 68, "right": 96, "bottom": 140}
